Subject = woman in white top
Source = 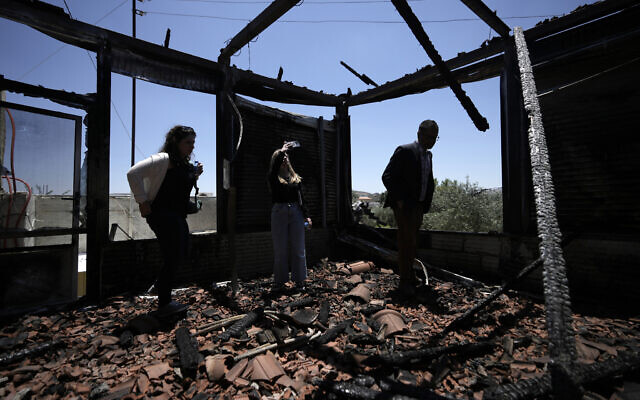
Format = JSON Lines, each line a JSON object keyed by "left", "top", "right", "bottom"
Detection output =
{"left": 127, "top": 126, "right": 203, "bottom": 315}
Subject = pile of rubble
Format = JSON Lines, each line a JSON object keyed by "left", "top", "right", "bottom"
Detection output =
{"left": 1, "top": 259, "right": 639, "bottom": 399}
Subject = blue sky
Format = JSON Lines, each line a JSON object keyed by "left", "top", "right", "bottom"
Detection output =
{"left": 0, "top": 0, "right": 595, "bottom": 194}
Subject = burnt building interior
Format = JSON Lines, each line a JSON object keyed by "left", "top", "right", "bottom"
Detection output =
{"left": 1, "top": 0, "right": 639, "bottom": 399}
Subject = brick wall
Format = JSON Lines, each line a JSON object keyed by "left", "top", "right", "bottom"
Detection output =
{"left": 100, "top": 228, "right": 335, "bottom": 297}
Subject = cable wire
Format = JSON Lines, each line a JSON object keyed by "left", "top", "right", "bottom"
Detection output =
{"left": 19, "top": 0, "right": 129, "bottom": 80}
{"left": 141, "top": 10, "right": 559, "bottom": 24}
{"left": 62, "top": 0, "right": 146, "bottom": 160}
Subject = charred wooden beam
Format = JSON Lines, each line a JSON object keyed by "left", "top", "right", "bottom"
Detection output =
{"left": 443, "top": 257, "right": 543, "bottom": 335}
{"left": 391, "top": 0, "right": 489, "bottom": 131}
{"left": 217, "top": 308, "right": 263, "bottom": 342}
{"left": 86, "top": 44, "right": 111, "bottom": 302}
{"left": 338, "top": 233, "right": 485, "bottom": 288}
{"left": 312, "top": 318, "right": 354, "bottom": 345}
{"left": 340, "top": 61, "right": 379, "bottom": 87}
{"left": 0, "top": 76, "right": 95, "bottom": 109}
{"left": 485, "top": 348, "right": 640, "bottom": 400}
{"left": 0, "top": 340, "right": 63, "bottom": 366}
{"left": 233, "top": 67, "right": 341, "bottom": 106}
{"left": 0, "top": 0, "right": 338, "bottom": 106}
{"left": 349, "top": 0, "right": 638, "bottom": 107}
{"left": 175, "top": 327, "right": 203, "bottom": 378}
{"left": 513, "top": 26, "right": 578, "bottom": 399}
{"left": 459, "top": 0, "right": 510, "bottom": 37}
{"left": 219, "top": 0, "right": 299, "bottom": 60}
{"left": 364, "top": 340, "right": 497, "bottom": 367}
{"left": 524, "top": 0, "right": 640, "bottom": 42}
{"left": 348, "top": 39, "right": 503, "bottom": 106}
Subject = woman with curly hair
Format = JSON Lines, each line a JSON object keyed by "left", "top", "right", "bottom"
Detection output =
{"left": 127, "top": 125, "right": 203, "bottom": 315}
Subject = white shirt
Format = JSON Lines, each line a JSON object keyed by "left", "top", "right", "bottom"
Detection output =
{"left": 126, "top": 152, "right": 170, "bottom": 204}
{"left": 418, "top": 144, "right": 432, "bottom": 202}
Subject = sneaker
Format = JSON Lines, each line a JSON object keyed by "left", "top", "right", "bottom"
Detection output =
{"left": 157, "top": 300, "right": 189, "bottom": 317}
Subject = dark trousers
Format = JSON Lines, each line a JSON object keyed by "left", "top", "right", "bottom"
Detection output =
{"left": 146, "top": 211, "right": 189, "bottom": 307}
{"left": 393, "top": 204, "right": 423, "bottom": 287}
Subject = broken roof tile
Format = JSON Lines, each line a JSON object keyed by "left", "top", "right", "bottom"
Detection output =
{"left": 144, "top": 362, "right": 171, "bottom": 380}
{"left": 250, "top": 351, "right": 286, "bottom": 381}
{"left": 372, "top": 309, "right": 407, "bottom": 337}
{"left": 345, "top": 284, "right": 371, "bottom": 303}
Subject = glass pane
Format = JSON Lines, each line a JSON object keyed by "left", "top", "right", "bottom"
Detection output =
{"left": 1, "top": 105, "right": 77, "bottom": 247}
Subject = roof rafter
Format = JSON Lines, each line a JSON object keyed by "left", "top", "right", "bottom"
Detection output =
{"left": 391, "top": 0, "right": 489, "bottom": 131}
{"left": 459, "top": 0, "right": 510, "bottom": 38}
{"left": 219, "top": 0, "right": 300, "bottom": 61}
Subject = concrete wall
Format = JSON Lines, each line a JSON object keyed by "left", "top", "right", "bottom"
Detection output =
{"left": 0, "top": 194, "right": 217, "bottom": 250}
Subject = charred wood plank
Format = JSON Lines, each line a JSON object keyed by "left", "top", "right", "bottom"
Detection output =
{"left": 195, "top": 314, "right": 246, "bottom": 336}
{"left": 0, "top": 75, "right": 95, "bottom": 109}
{"left": 459, "top": 0, "right": 510, "bottom": 37}
{"left": 217, "top": 308, "right": 263, "bottom": 342}
{"left": 338, "top": 233, "right": 485, "bottom": 288}
{"left": 220, "top": 0, "right": 299, "bottom": 60}
{"left": 391, "top": 0, "right": 489, "bottom": 131}
{"left": 175, "top": 327, "right": 203, "bottom": 378}
{"left": 318, "top": 379, "right": 452, "bottom": 400}
{"left": 312, "top": 318, "right": 354, "bottom": 345}
{"left": 0, "top": 340, "right": 63, "bottom": 366}
{"left": 340, "top": 61, "right": 379, "bottom": 87}
{"left": 484, "top": 349, "right": 640, "bottom": 400}
{"left": 0, "top": 0, "right": 339, "bottom": 106}
{"left": 513, "top": 26, "right": 578, "bottom": 399}
{"left": 442, "top": 257, "right": 543, "bottom": 334}
{"left": 318, "top": 300, "right": 330, "bottom": 326}
{"left": 348, "top": 0, "right": 638, "bottom": 107}
{"left": 364, "top": 340, "right": 496, "bottom": 367}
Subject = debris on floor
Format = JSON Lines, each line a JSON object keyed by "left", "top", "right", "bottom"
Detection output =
{"left": 1, "top": 259, "right": 639, "bottom": 399}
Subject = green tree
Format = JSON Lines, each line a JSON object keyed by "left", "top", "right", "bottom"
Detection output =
{"left": 361, "top": 177, "right": 502, "bottom": 232}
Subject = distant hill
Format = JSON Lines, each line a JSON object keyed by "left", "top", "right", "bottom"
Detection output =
{"left": 352, "top": 190, "right": 382, "bottom": 202}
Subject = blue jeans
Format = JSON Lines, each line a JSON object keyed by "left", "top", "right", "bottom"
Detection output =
{"left": 271, "top": 203, "right": 307, "bottom": 286}
{"left": 146, "top": 211, "right": 189, "bottom": 307}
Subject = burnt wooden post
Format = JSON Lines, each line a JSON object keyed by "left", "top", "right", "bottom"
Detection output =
{"left": 216, "top": 59, "right": 239, "bottom": 289}
{"left": 513, "top": 26, "right": 578, "bottom": 399}
{"left": 86, "top": 44, "right": 111, "bottom": 301}
{"left": 335, "top": 103, "right": 353, "bottom": 227}
{"left": 317, "top": 117, "right": 327, "bottom": 228}
{"left": 500, "top": 40, "right": 534, "bottom": 234}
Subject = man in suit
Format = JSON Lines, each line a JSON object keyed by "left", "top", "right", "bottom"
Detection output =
{"left": 382, "top": 120, "right": 438, "bottom": 294}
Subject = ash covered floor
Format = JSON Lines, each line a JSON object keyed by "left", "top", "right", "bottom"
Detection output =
{"left": 1, "top": 259, "right": 639, "bottom": 399}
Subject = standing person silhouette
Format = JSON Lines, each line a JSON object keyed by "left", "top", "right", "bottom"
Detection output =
{"left": 127, "top": 125, "right": 203, "bottom": 315}
{"left": 268, "top": 142, "right": 312, "bottom": 292}
{"left": 382, "top": 120, "right": 438, "bottom": 296}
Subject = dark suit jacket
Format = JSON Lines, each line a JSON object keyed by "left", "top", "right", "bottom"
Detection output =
{"left": 382, "top": 141, "right": 435, "bottom": 214}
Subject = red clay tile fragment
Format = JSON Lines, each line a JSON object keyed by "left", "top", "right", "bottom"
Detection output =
{"left": 579, "top": 337, "right": 618, "bottom": 356}
{"left": 276, "top": 374, "right": 296, "bottom": 388}
{"left": 225, "top": 358, "right": 248, "bottom": 383}
{"left": 110, "top": 377, "right": 136, "bottom": 394}
{"left": 136, "top": 374, "right": 150, "bottom": 394}
{"left": 144, "top": 362, "right": 171, "bottom": 380}
{"left": 345, "top": 284, "right": 371, "bottom": 303}
{"left": 347, "top": 261, "right": 374, "bottom": 274}
{"left": 372, "top": 309, "right": 407, "bottom": 337}
{"left": 92, "top": 335, "right": 120, "bottom": 347}
{"left": 251, "top": 351, "right": 285, "bottom": 381}
{"left": 206, "top": 354, "right": 232, "bottom": 381}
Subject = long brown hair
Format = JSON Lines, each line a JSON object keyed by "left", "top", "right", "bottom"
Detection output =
{"left": 160, "top": 125, "right": 196, "bottom": 166}
{"left": 269, "top": 149, "right": 301, "bottom": 185}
